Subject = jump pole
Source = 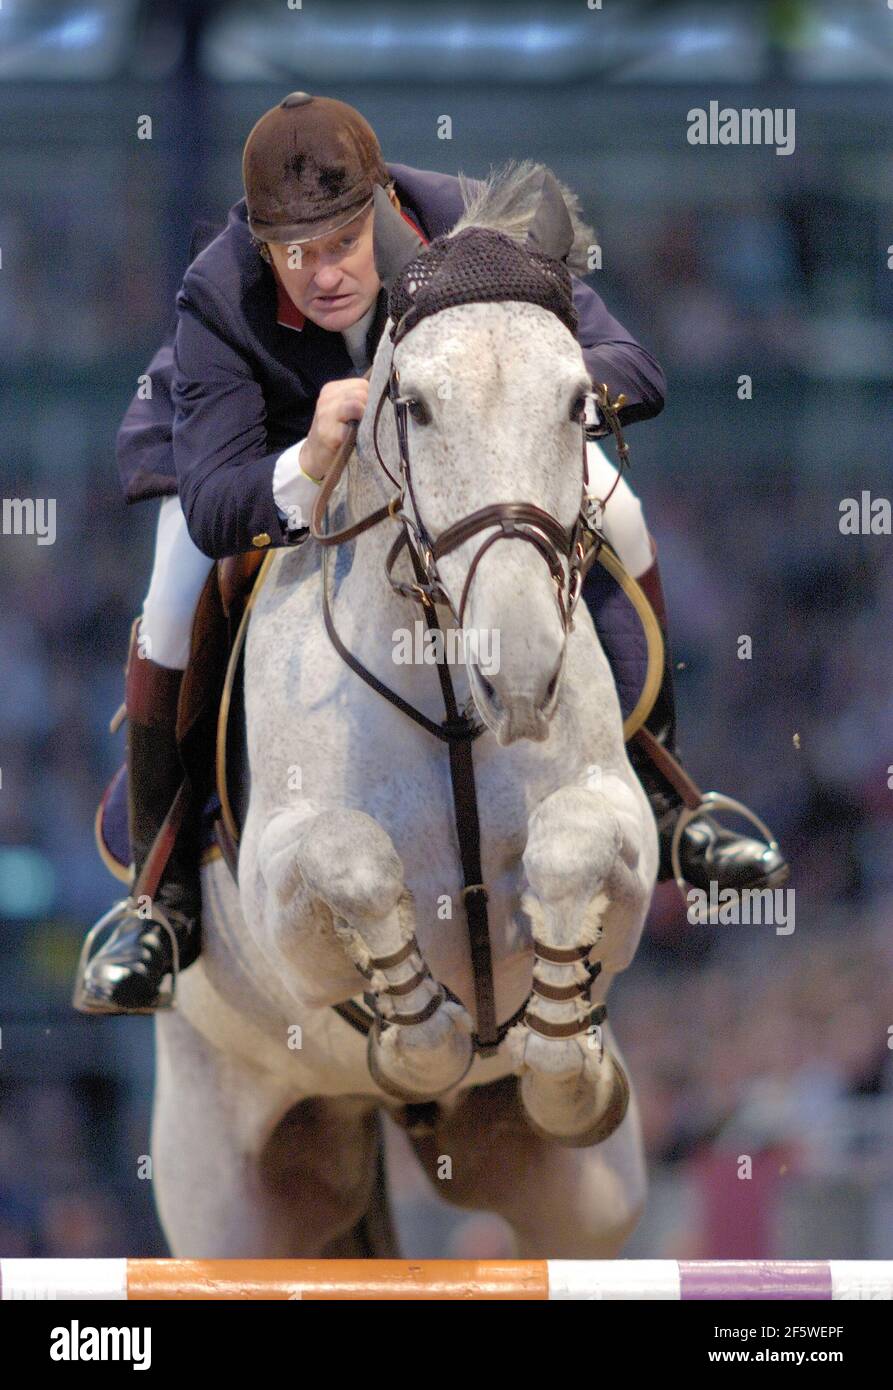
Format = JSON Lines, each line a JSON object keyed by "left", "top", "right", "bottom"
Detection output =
{"left": 1, "top": 1260, "right": 892, "bottom": 1300}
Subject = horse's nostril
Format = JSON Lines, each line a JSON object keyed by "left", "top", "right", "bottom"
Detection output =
{"left": 546, "top": 669, "right": 559, "bottom": 700}
{"left": 480, "top": 674, "right": 495, "bottom": 701}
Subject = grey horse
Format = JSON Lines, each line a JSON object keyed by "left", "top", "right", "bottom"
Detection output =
{"left": 150, "top": 164, "right": 658, "bottom": 1258}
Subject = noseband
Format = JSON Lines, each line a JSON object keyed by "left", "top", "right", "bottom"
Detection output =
{"left": 313, "top": 364, "right": 630, "bottom": 636}
{"left": 373, "top": 367, "right": 593, "bottom": 632}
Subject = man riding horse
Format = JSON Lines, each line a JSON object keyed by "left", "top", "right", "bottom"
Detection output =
{"left": 74, "top": 93, "right": 787, "bottom": 1015}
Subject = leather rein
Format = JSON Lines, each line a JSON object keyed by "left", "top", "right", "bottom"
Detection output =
{"left": 309, "top": 365, "right": 630, "bottom": 1057}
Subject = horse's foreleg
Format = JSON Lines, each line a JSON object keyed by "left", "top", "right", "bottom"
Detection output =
{"left": 509, "top": 773, "right": 654, "bottom": 1146}
{"left": 258, "top": 806, "right": 474, "bottom": 1101}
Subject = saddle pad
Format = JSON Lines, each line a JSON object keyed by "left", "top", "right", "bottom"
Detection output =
{"left": 95, "top": 762, "right": 222, "bottom": 883}
{"left": 584, "top": 559, "right": 655, "bottom": 728}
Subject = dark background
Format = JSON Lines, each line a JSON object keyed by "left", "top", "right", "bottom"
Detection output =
{"left": 0, "top": 0, "right": 891, "bottom": 1258}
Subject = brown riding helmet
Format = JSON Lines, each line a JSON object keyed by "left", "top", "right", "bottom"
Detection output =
{"left": 242, "top": 92, "right": 390, "bottom": 245}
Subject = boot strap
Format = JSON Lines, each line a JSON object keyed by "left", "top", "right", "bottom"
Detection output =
{"left": 132, "top": 778, "right": 193, "bottom": 904}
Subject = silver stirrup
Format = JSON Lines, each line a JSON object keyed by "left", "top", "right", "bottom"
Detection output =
{"left": 669, "top": 791, "right": 782, "bottom": 904}
{"left": 71, "top": 898, "right": 181, "bottom": 1014}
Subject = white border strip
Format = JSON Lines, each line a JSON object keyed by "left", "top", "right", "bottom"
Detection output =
{"left": 548, "top": 1259, "right": 682, "bottom": 1300}
{"left": 1, "top": 1259, "right": 127, "bottom": 1301}
{"left": 829, "top": 1262, "right": 893, "bottom": 1300}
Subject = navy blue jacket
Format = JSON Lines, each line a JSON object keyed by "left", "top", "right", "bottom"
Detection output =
{"left": 117, "top": 163, "right": 666, "bottom": 559}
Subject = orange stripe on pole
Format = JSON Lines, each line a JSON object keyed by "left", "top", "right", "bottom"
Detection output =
{"left": 127, "top": 1259, "right": 549, "bottom": 1301}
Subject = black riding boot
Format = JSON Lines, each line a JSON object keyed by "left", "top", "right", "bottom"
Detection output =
{"left": 629, "top": 541, "right": 789, "bottom": 893}
{"left": 73, "top": 630, "right": 202, "bottom": 1014}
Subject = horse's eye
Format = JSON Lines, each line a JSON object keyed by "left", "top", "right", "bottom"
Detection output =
{"left": 407, "top": 397, "right": 431, "bottom": 425}
{"left": 570, "top": 393, "right": 587, "bottom": 423}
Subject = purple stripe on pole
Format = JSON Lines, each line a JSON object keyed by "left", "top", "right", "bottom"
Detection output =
{"left": 679, "top": 1261, "right": 833, "bottom": 1300}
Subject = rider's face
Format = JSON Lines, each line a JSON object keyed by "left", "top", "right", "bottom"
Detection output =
{"left": 267, "top": 193, "right": 395, "bottom": 332}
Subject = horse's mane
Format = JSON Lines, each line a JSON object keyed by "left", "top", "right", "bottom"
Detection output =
{"left": 451, "top": 159, "right": 597, "bottom": 278}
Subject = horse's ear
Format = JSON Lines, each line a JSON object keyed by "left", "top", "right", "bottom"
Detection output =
{"left": 372, "top": 184, "right": 425, "bottom": 293}
{"left": 525, "top": 168, "right": 574, "bottom": 264}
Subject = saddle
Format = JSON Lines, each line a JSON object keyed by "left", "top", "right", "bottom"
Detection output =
{"left": 95, "top": 543, "right": 664, "bottom": 885}
{"left": 96, "top": 550, "right": 266, "bottom": 885}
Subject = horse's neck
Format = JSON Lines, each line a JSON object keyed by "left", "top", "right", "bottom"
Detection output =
{"left": 339, "top": 451, "right": 403, "bottom": 613}
{"left": 342, "top": 348, "right": 420, "bottom": 619}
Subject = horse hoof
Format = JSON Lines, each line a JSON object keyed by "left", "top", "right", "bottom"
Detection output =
{"left": 520, "top": 1051, "right": 630, "bottom": 1148}
{"left": 366, "top": 1021, "right": 474, "bottom": 1104}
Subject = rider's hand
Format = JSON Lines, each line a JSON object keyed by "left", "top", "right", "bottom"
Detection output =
{"left": 300, "top": 377, "right": 369, "bottom": 481}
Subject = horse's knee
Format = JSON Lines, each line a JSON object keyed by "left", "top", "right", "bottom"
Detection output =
{"left": 259, "top": 806, "right": 431, "bottom": 1015}
{"left": 524, "top": 786, "right": 622, "bottom": 900}
{"left": 297, "top": 809, "right": 404, "bottom": 919}
{"left": 258, "top": 806, "right": 403, "bottom": 919}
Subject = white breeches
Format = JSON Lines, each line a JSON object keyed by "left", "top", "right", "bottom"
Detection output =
{"left": 585, "top": 439, "right": 653, "bottom": 579}
{"left": 140, "top": 495, "right": 214, "bottom": 670}
{"left": 137, "top": 442, "right": 651, "bottom": 673}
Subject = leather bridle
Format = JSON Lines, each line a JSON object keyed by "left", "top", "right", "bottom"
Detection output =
{"left": 375, "top": 367, "right": 591, "bottom": 632}
{"left": 312, "top": 366, "right": 631, "bottom": 626}
{"left": 309, "top": 361, "right": 631, "bottom": 1057}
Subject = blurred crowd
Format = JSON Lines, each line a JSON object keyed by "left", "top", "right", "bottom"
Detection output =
{"left": 1, "top": 120, "right": 891, "bottom": 1258}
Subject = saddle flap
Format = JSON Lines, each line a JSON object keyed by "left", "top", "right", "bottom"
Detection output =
{"left": 95, "top": 763, "right": 222, "bottom": 883}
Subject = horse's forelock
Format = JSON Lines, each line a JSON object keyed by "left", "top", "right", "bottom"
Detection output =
{"left": 451, "top": 160, "right": 596, "bottom": 278}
